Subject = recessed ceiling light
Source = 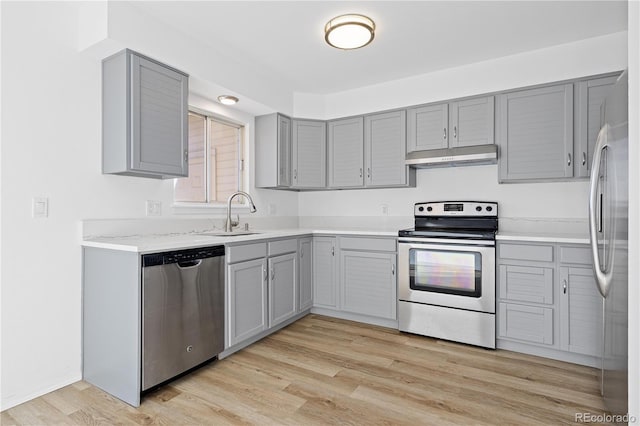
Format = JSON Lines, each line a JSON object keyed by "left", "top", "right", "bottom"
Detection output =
{"left": 217, "top": 95, "right": 239, "bottom": 105}
{"left": 325, "top": 14, "right": 375, "bottom": 50}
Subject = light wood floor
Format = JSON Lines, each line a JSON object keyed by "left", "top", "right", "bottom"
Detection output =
{"left": 2, "top": 314, "right": 610, "bottom": 425}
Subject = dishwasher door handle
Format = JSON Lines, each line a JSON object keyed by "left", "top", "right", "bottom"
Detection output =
{"left": 177, "top": 260, "right": 202, "bottom": 268}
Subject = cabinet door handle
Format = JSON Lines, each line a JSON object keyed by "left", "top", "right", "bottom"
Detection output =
{"left": 263, "top": 266, "right": 267, "bottom": 281}
{"left": 331, "top": 246, "right": 335, "bottom": 256}
{"left": 443, "top": 127, "right": 447, "bottom": 140}
{"left": 271, "top": 268, "right": 275, "bottom": 281}
{"left": 453, "top": 126, "right": 457, "bottom": 139}
{"left": 563, "top": 279, "right": 567, "bottom": 294}
{"left": 184, "top": 150, "right": 189, "bottom": 163}
{"left": 582, "top": 152, "right": 587, "bottom": 166}
{"left": 367, "top": 168, "right": 371, "bottom": 179}
{"left": 391, "top": 264, "right": 395, "bottom": 275}
{"left": 359, "top": 168, "right": 363, "bottom": 178}
{"left": 567, "top": 153, "right": 572, "bottom": 166}
{"left": 294, "top": 169, "right": 297, "bottom": 180}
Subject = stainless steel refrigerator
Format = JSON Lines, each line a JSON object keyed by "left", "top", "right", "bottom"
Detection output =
{"left": 589, "top": 70, "right": 628, "bottom": 415}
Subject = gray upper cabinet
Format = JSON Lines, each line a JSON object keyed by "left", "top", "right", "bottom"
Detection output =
{"left": 576, "top": 75, "right": 619, "bottom": 177}
{"left": 407, "top": 96, "right": 494, "bottom": 153}
{"left": 407, "top": 104, "right": 448, "bottom": 152}
{"left": 450, "top": 97, "right": 495, "bottom": 148}
{"left": 255, "top": 113, "right": 292, "bottom": 188}
{"left": 102, "top": 49, "right": 189, "bottom": 179}
{"left": 364, "top": 110, "right": 409, "bottom": 187}
{"left": 328, "top": 117, "right": 364, "bottom": 188}
{"left": 498, "top": 84, "right": 574, "bottom": 181}
{"left": 292, "top": 119, "right": 326, "bottom": 189}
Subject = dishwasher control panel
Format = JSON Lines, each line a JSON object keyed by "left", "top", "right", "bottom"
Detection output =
{"left": 142, "top": 245, "right": 225, "bottom": 267}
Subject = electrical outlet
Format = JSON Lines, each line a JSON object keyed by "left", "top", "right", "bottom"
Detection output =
{"left": 32, "top": 197, "right": 49, "bottom": 218}
{"left": 146, "top": 200, "right": 162, "bottom": 216}
{"left": 381, "top": 204, "right": 389, "bottom": 216}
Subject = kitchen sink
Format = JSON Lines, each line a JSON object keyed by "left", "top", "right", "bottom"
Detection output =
{"left": 198, "top": 231, "right": 260, "bottom": 237}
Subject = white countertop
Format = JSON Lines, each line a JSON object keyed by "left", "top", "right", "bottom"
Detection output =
{"left": 81, "top": 228, "right": 399, "bottom": 253}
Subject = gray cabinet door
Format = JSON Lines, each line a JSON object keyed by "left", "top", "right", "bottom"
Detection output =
{"left": 298, "top": 238, "right": 313, "bottom": 311}
{"left": 328, "top": 117, "right": 364, "bottom": 188}
{"left": 559, "top": 267, "right": 603, "bottom": 357}
{"left": 268, "top": 253, "right": 297, "bottom": 328}
{"left": 131, "top": 54, "right": 188, "bottom": 177}
{"left": 576, "top": 75, "right": 618, "bottom": 177}
{"left": 227, "top": 258, "right": 268, "bottom": 346}
{"left": 498, "top": 302, "right": 554, "bottom": 345}
{"left": 407, "top": 104, "right": 448, "bottom": 152}
{"left": 292, "top": 120, "right": 326, "bottom": 188}
{"left": 340, "top": 251, "right": 396, "bottom": 320}
{"left": 364, "top": 110, "right": 407, "bottom": 187}
{"left": 277, "top": 114, "right": 292, "bottom": 187}
{"left": 450, "top": 96, "right": 495, "bottom": 148}
{"left": 312, "top": 237, "right": 338, "bottom": 308}
{"left": 498, "top": 84, "right": 574, "bottom": 181}
{"left": 103, "top": 50, "right": 188, "bottom": 179}
{"left": 498, "top": 264, "right": 554, "bottom": 305}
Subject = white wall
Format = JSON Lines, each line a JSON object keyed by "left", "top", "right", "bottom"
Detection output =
{"left": 297, "top": 32, "right": 626, "bottom": 223}
{"left": 0, "top": 2, "right": 297, "bottom": 410}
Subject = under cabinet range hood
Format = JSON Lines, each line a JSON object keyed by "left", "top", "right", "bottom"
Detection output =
{"left": 405, "top": 144, "right": 498, "bottom": 168}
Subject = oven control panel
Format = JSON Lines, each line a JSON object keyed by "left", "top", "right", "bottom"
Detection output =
{"left": 414, "top": 201, "right": 498, "bottom": 217}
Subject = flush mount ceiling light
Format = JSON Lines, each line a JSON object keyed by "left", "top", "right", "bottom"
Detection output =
{"left": 324, "top": 14, "right": 375, "bottom": 50}
{"left": 217, "top": 95, "right": 239, "bottom": 105}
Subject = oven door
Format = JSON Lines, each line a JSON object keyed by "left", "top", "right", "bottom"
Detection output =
{"left": 398, "top": 239, "right": 495, "bottom": 313}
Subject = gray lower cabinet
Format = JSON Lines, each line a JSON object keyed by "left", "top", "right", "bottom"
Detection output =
{"left": 313, "top": 235, "right": 398, "bottom": 324}
{"left": 340, "top": 250, "right": 396, "bottom": 320}
{"left": 268, "top": 253, "right": 297, "bottom": 328}
{"left": 102, "top": 49, "right": 189, "bottom": 179}
{"left": 576, "top": 75, "right": 619, "bottom": 177}
{"left": 298, "top": 237, "right": 313, "bottom": 311}
{"left": 292, "top": 119, "right": 326, "bottom": 189}
{"left": 498, "top": 84, "right": 574, "bottom": 181}
{"left": 497, "top": 241, "right": 602, "bottom": 366}
{"left": 312, "top": 236, "right": 338, "bottom": 308}
{"left": 227, "top": 257, "right": 268, "bottom": 347}
{"left": 255, "top": 113, "right": 292, "bottom": 188}
{"left": 407, "top": 96, "right": 494, "bottom": 153}
{"left": 328, "top": 117, "right": 364, "bottom": 188}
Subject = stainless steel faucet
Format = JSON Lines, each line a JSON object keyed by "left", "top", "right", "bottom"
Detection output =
{"left": 225, "top": 191, "right": 257, "bottom": 232}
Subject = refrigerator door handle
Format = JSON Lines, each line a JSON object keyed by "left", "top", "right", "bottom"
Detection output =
{"left": 588, "top": 125, "right": 614, "bottom": 298}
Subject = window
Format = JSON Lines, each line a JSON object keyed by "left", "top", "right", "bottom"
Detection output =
{"left": 174, "top": 111, "right": 245, "bottom": 204}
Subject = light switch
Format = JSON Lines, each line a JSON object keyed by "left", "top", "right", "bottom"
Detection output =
{"left": 32, "top": 197, "right": 49, "bottom": 218}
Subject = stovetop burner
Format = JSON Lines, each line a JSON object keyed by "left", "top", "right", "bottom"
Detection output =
{"left": 399, "top": 201, "right": 498, "bottom": 240}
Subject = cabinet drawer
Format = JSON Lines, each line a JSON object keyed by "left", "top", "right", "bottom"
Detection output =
{"left": 559, "top": 246, "right": 592, "bottom": 265}
{"left": 499, "top": 265, "right": 554, "bottom": 304}
{"left": 499, "top": 243, "right": 553, "bottom": 262}
{"left": 339, "top": 236, "right": 396, "bottom": 252}
{"left": 268, "top": 239, "right": 298, "bottom": 256}
{"left": 227, "top": 243, "right": 267, "bottom": 264}
{"left": 499, "top": 303, "right": 554, "bottom": 345}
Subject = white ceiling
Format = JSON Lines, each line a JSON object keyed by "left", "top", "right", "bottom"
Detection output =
{"left": 131, "top": 1, "right": 627, "bottom": 95}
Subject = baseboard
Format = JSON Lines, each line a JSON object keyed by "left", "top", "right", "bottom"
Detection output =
{"left": 310, "top": 307, "right": 399, "bottom": 329}
{"left": 497, "top": 339, "right": 601, "bottom": 368}
{"left": 1, "top": 373, "right": 82, "bottom": 411}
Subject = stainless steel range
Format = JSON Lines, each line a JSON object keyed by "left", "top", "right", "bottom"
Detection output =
{"left": 398, "top": 201, "right": 498, "bottom": 349}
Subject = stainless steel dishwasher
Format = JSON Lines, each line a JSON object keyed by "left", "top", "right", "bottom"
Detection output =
{"left": 141, "top": 245, "right": 225, "bottom": 391}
